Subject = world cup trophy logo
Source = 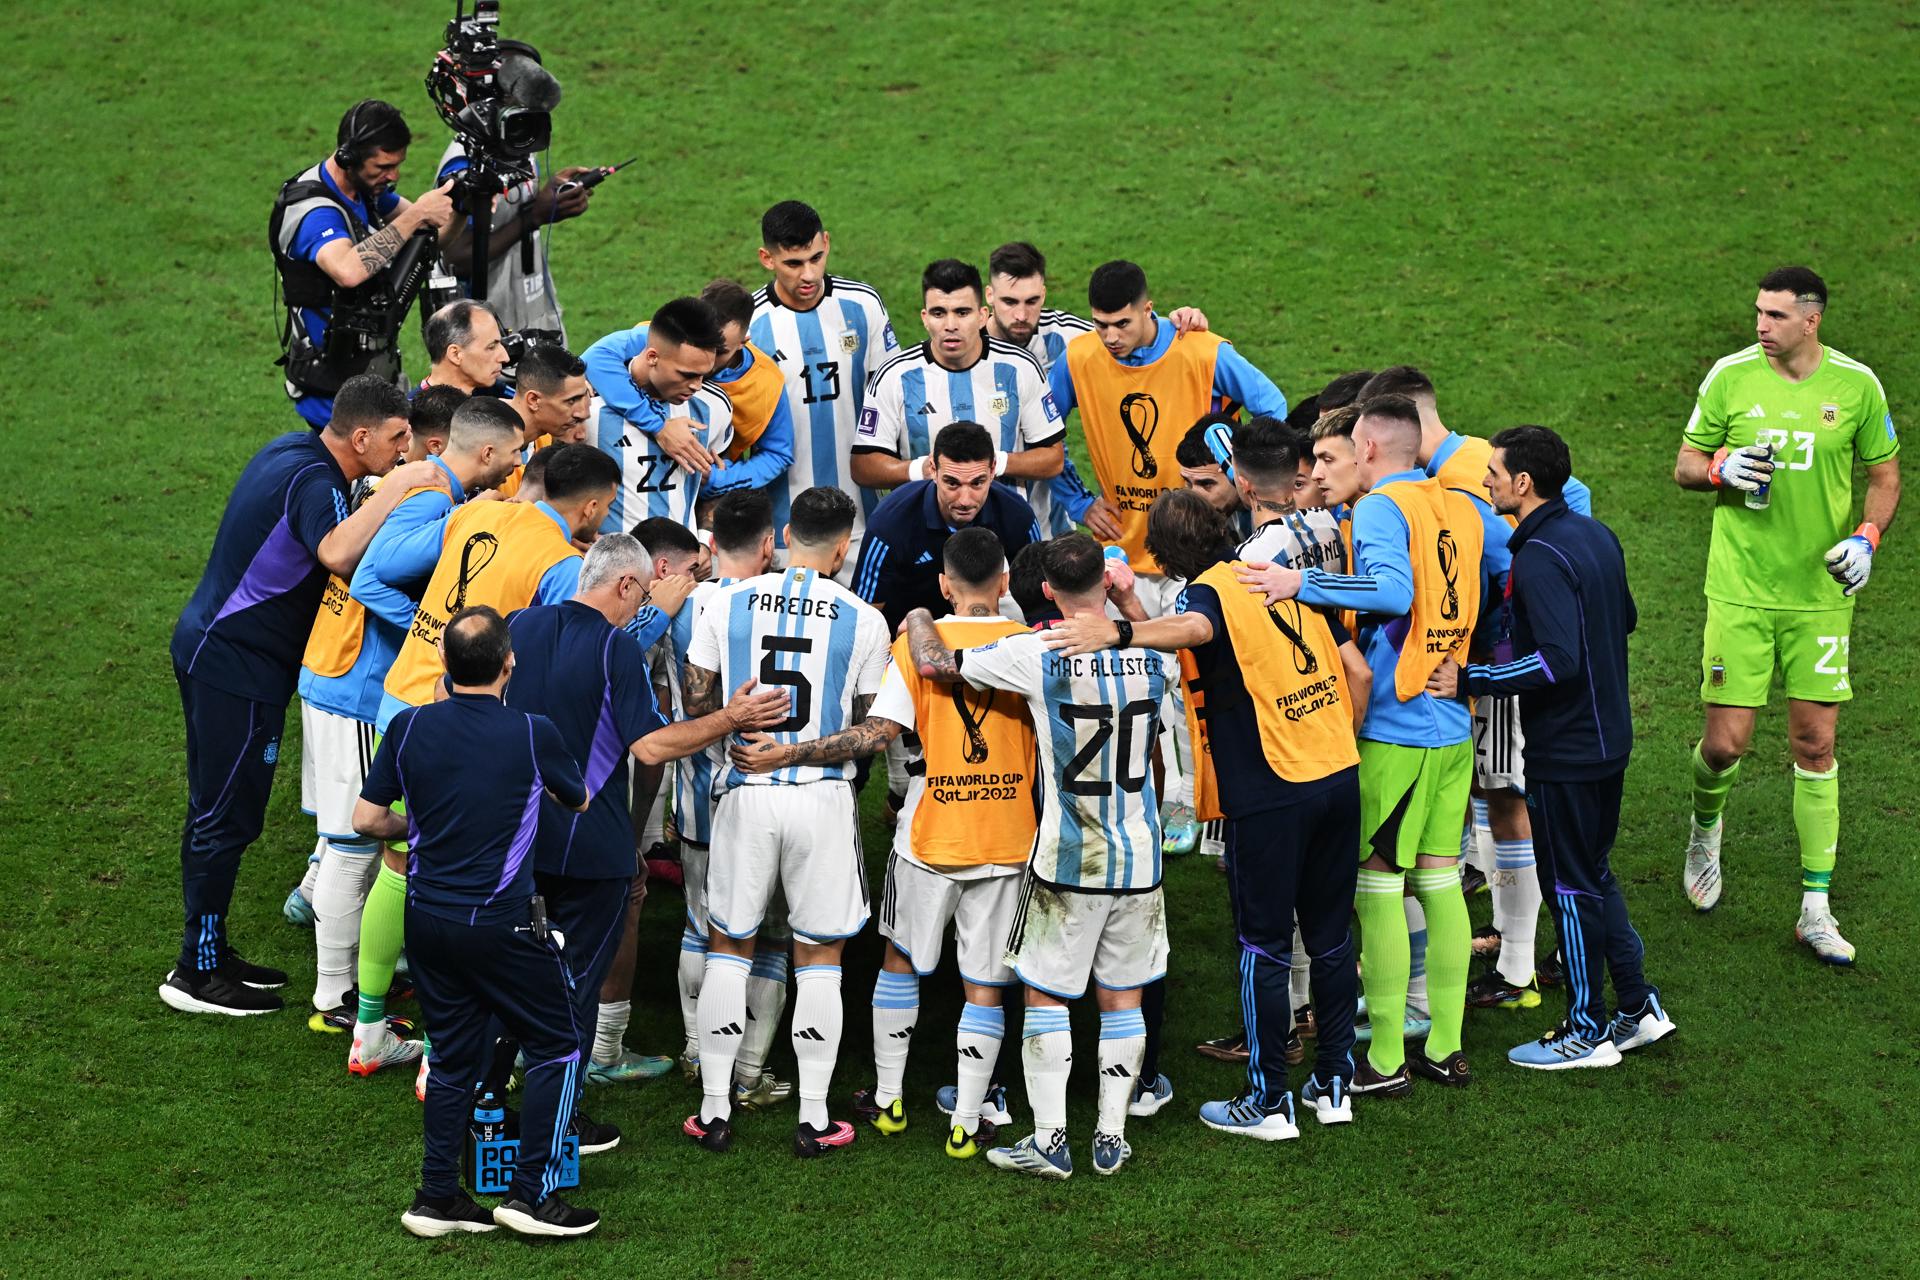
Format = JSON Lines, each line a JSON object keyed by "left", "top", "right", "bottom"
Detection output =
{"left": 1265, "top": 600, "right": 1320, "bottom": 676}
{"left": 949, "top": 683, "right": 994, "bottom": 764}
{"left": 1436, "top": 528, "right": 1460, "bottom": 621}
{"left": 446, "top": 532, "right": 501, "bottom": 613}
{"left": 1120, "top": 392, "right": 1160, "bottom": 478}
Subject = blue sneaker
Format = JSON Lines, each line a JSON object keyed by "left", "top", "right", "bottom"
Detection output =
{"left": 1091, "top": 1131, "right": 1132, "bottom": 1175}
{"left": 1509, "top": 1021, "right": 1624, "bottom": 1071}
{"left": 282, "top": 885, "right": 315, "bottom": 927}
{"left": 1161, "top": 802, "right": 1199, "bottom": 856}
{"left": 1298, "top": 1074, "right": 1352, "bottom": 1125}
{"left": 1199, "top": 1092, "right": 1298, "bottom": 1141}
{"left": 986, "top": 1132, "right": 1073, "bottom": 1180}
{"left": 1353, "top": 1007, "right": 1430, "bottom": 1043}
{"left": 1128, "top": 1073, "right": 1173, "bottom": 1118}
{"left": 1608, "top": 995, "right": 1677, "bottom": 1053}
{"left": 936, "top": 1083, "right": 1012, "bottom": 1127}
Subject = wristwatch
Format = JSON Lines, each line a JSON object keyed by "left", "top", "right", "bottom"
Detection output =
{"left": 1113, "top": 619, "right": 1133, "bottom": 649}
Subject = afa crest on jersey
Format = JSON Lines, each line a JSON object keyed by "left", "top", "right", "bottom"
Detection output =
{"left": 988, "top": 393, "right": 1010, "bottom": 418}
{"left": 1821, "top": 403, "right": 1839, "bottom": 429}
{"left": 840, "top": 330, "right": 861, "bottom": 355}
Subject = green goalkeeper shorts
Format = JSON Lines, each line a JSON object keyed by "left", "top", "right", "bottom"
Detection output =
{"left": 1701, "top": 599, "right": 1853, "bottom": 706}
{"left": 1358, "top": 739, "right": 1473, "bottom": 870}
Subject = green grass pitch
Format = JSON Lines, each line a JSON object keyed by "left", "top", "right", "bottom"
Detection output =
{"left": 4, "top": 2, "right": 1918, "bottom": 1276}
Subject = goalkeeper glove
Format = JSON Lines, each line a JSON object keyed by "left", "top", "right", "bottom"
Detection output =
{"left": 1824, "top": 523, "right": 1879, "bottom": 596}
{"left": 1708, "top": 444, "right": 1774, "bottom": 492}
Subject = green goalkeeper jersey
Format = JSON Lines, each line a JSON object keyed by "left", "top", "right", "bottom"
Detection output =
{"left": 1684, "top": 343, "right": 1898, "bottom": 610}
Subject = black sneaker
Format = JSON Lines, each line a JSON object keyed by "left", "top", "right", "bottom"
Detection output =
{"left": 1293, "top": 1004, "right": 1317, "bottom": 1039}
{"left": 1194, "top": 1032, "right": 1250, "bottom": 1063}
{"left": 1538, "top": 945, "right": 1566, "bottom": 988}
{"left": 219, "top": 948, "right": 288, "bottom": 989}
{"left": 159, "top": 967, "right": 283, "bottom": 1016}
{"left": 493, "top": 1194, "right": 600, "bottom": 1237}
{"left": 569, "top": 1111, "right": 621, "bottom": 1155}
{"left": 1349, "top": 1058, "right": 1413, "bottom": 1098}
{"left": 1282, "top": 1028, "right": 1305, "bottom": 1066}
{"left": 794, "top": 1119, "right": 857, "bottom": 1158}
{"left": 1409, "top": 1050, "right": 1473, "bottom": 1088}
{"left": 682, "top": 1112, "right": 732, "bottom": 1153}
{"left": 401, "top": 1188, "right": 497, "bottom": 1238}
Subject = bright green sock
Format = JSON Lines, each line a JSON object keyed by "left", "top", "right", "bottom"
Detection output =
{"left": 1355, "top": 868, "right": 1409, "bottom": 1074}
{"left": 1409, "top": 867, "right": 1471, "bottom": 1061}
{"left": 1793, "top": 763, "right": 1839, "bottom": 893}
{"left": 356, "top": 863, "right": 408, "bottom": 1025}
{"left": 1691, "top": 742, "right": 1741, "bottom": 829}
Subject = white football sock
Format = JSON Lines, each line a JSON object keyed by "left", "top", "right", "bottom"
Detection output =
{"left": 953, "top": 1002, "right": 1004, "bottom": 1134}
{"left": 1801, "top": 890, "right": 1830, "bottom": 915}
{"left": 1096, "top": 1009, "right": 1146, "bottom": 1137}
{"left": 1289, "top": 922, "right": 1311, "bottom": 1012}
{"left": 299, "top": 837, "right": 323, "bottom": 900}
{"left": 870, "top": 970, "right": 919, "bottom": 1107}
{"left": 1492, "top": 837, "right": 1543, "bottom": 986}
{"left": 311, "top": 838, "right": 379, "bottom": 1011}
{"left": 736, "top": 948, "right": 789, "bottom": 1083}
{"left": 790, "top": 964, "right": 844, "bottom": 1130}
{"left": 697, "top": 955, "right": 750, "bottom": 1123}
{"left": 1023, "top": 1006, "right": 1073, "bottom": 1148}
{"left": 640, "top": 786, "right": 667, "bottom": 852}
{"left": 1405, "top": 895, "right": 1429, "bottom": 1015}
{"left": 593, "top": 1000, "right": 631, "bottom": 1066}
{"left": 677, "top": 928, "right": 707, "bottom": 1049}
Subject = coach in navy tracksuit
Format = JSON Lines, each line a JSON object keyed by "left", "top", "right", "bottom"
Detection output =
{"left": 1460, "top": 426, "right": 1675, "bottom": 1071}
{"left": 162, "top": 375, "right": 440, "bottom": 1016}
{"left": 353, "top": 606, "right": 599, "bottom": 1238}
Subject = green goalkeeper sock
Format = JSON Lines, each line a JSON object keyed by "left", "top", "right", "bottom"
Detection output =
{"left": 1355, "top": 868, "right": 1409, "bottom": 1075}
{"left": 1691, "top": 742, "right": 1741, "bottom": 829}
{"left": 1409, "top": 866, "right": 1470, "bottom": 1062}
{"left": 356, "top": 863, "right": 408, "bottom": 1025}
{"left": 1793, "top": 763, "right": 1839, "bottom": 894}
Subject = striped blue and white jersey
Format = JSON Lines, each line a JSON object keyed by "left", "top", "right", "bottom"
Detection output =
{"left": 589, "top": 382, "right": 729, "bottom": 536}
{"left": 750, "top": 277, "right": 897, "bottom": 547}
{"left": 961, "top": 632, "right": 1170, "bottom": 892}
{"left": 668, "top": 575, "right": 737, "bottom": 844}
{"left": 859, "top": 337, "right": 1067, "bottom": 534}
{"left": 1238, "top": 507, "right": 1347, "bottom": 574}
{"left": 1026, "top": 311, "right": 1100, "bottom": 535}
{"left": 688, "top": 567, "right": 891, "bottom": 790}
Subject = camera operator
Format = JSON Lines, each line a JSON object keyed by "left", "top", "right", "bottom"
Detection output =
{"left": 271, "top": 100, "right": 457, "bottom": 427}
{"left": 432, "top": 41, "right": 591, "bottom": 345}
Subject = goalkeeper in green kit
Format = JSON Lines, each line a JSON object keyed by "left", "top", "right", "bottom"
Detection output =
{"left": 1673, "top": 266, "right": 1901, "bottom": 964}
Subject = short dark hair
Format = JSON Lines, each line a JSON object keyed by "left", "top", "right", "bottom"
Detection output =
{"left": 1354, "top": 393, "right": 1423, "bottom": 453}
{"left": 989, "top": 242, "right": 1047, "bottom": 282}
{"left": 408, "top": 383, "right": 467, "bottom": 442}
{"left": 700, "top": 278, "right": 756, "bottom": 332}
{"left": 425, "top": 300, "right": 496, "bottom": 363}
{"left": 1176, "top": 412, "right": 1238, "bottom": 470}
{"left": 443, "top": 605, "right": 510, "bottom": 685}
{"left": 1233, "top": 416, "right": 1301, "bottom": 488}
{"left": 1358, "top": 365, "right": 1436, "bottom": 403}
{"left": 447, "top": 395, "right": 524, "bottom": 451}
{"left": 1489, "top": 425, "right": 1571, "bottom": 500}
{"left": 328, "top": 374, "right": 411, "bottom": 436}
{"left": 1009, "top": 540, "right": 1054, "bottom": 621}
{"left": 649, "top": 298, "right": 724, "bottom": 354}
{"left": 1758, "top": 265, "right": 1828, "bottom": 311}
{"left": 514, "top": 342, "right": 584, "bottom": 395}
{"left": 943, "top": 526, "right": 1006, "bottom": 588}
{"left": 520, "top": 441, "right": 563, "bottom": 491}
{"left": 761, "top": 200, "right": 824, "bottom": 250}
{"left": 1041, "top": 533, "right": 1107, "bottom": 598}
{"left": 541, "top": 443, "right": 620, "bottom": 504}
{"left": 932, "top": 421, "right": 995, "bottom": 467}
{"left": 1311, "top": 404, "right": 1361, "bottom": 442}
{"left": 1088, "top": 260, "right": 1149, "bottom": 314}
{"left": 788, "top": 485, "right": 857, "bottom": 546}
{"left": 1144, "top": 488, "right": 1232, "bottom": 583}
{"left": 629, "top": 516, "right": 702, "bottom": 562}
{"left": 709, "top": 489, "right": 774, "bottom": 555}
{"left": 337, "top": 99, "right": 410, "bottom": 163}
{"left": 923, "top": 258, "right": 984, "bottom": 304}
{"left": 1317, "top": 369, "right": 1376, "bottom": 413}
{"left": 1285, "top": 394, "right": 1322, "bottom": 432}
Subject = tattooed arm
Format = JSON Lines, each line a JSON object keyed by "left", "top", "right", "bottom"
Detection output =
{"left": 730, "top": 696, "right": 903, "bottom": 775}
{"left": 312, "top": 181, "right": 456, "bottom": 289}
{"left": 903, "top": 608, "right": 963, "bottom": 683}
{"left": 683, "top": 663, "right": 723, "bottom": 718}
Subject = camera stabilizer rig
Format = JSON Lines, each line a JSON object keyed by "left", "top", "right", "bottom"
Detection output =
{"left": 424, "top": 0, "right": 553, "bottom": 303}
